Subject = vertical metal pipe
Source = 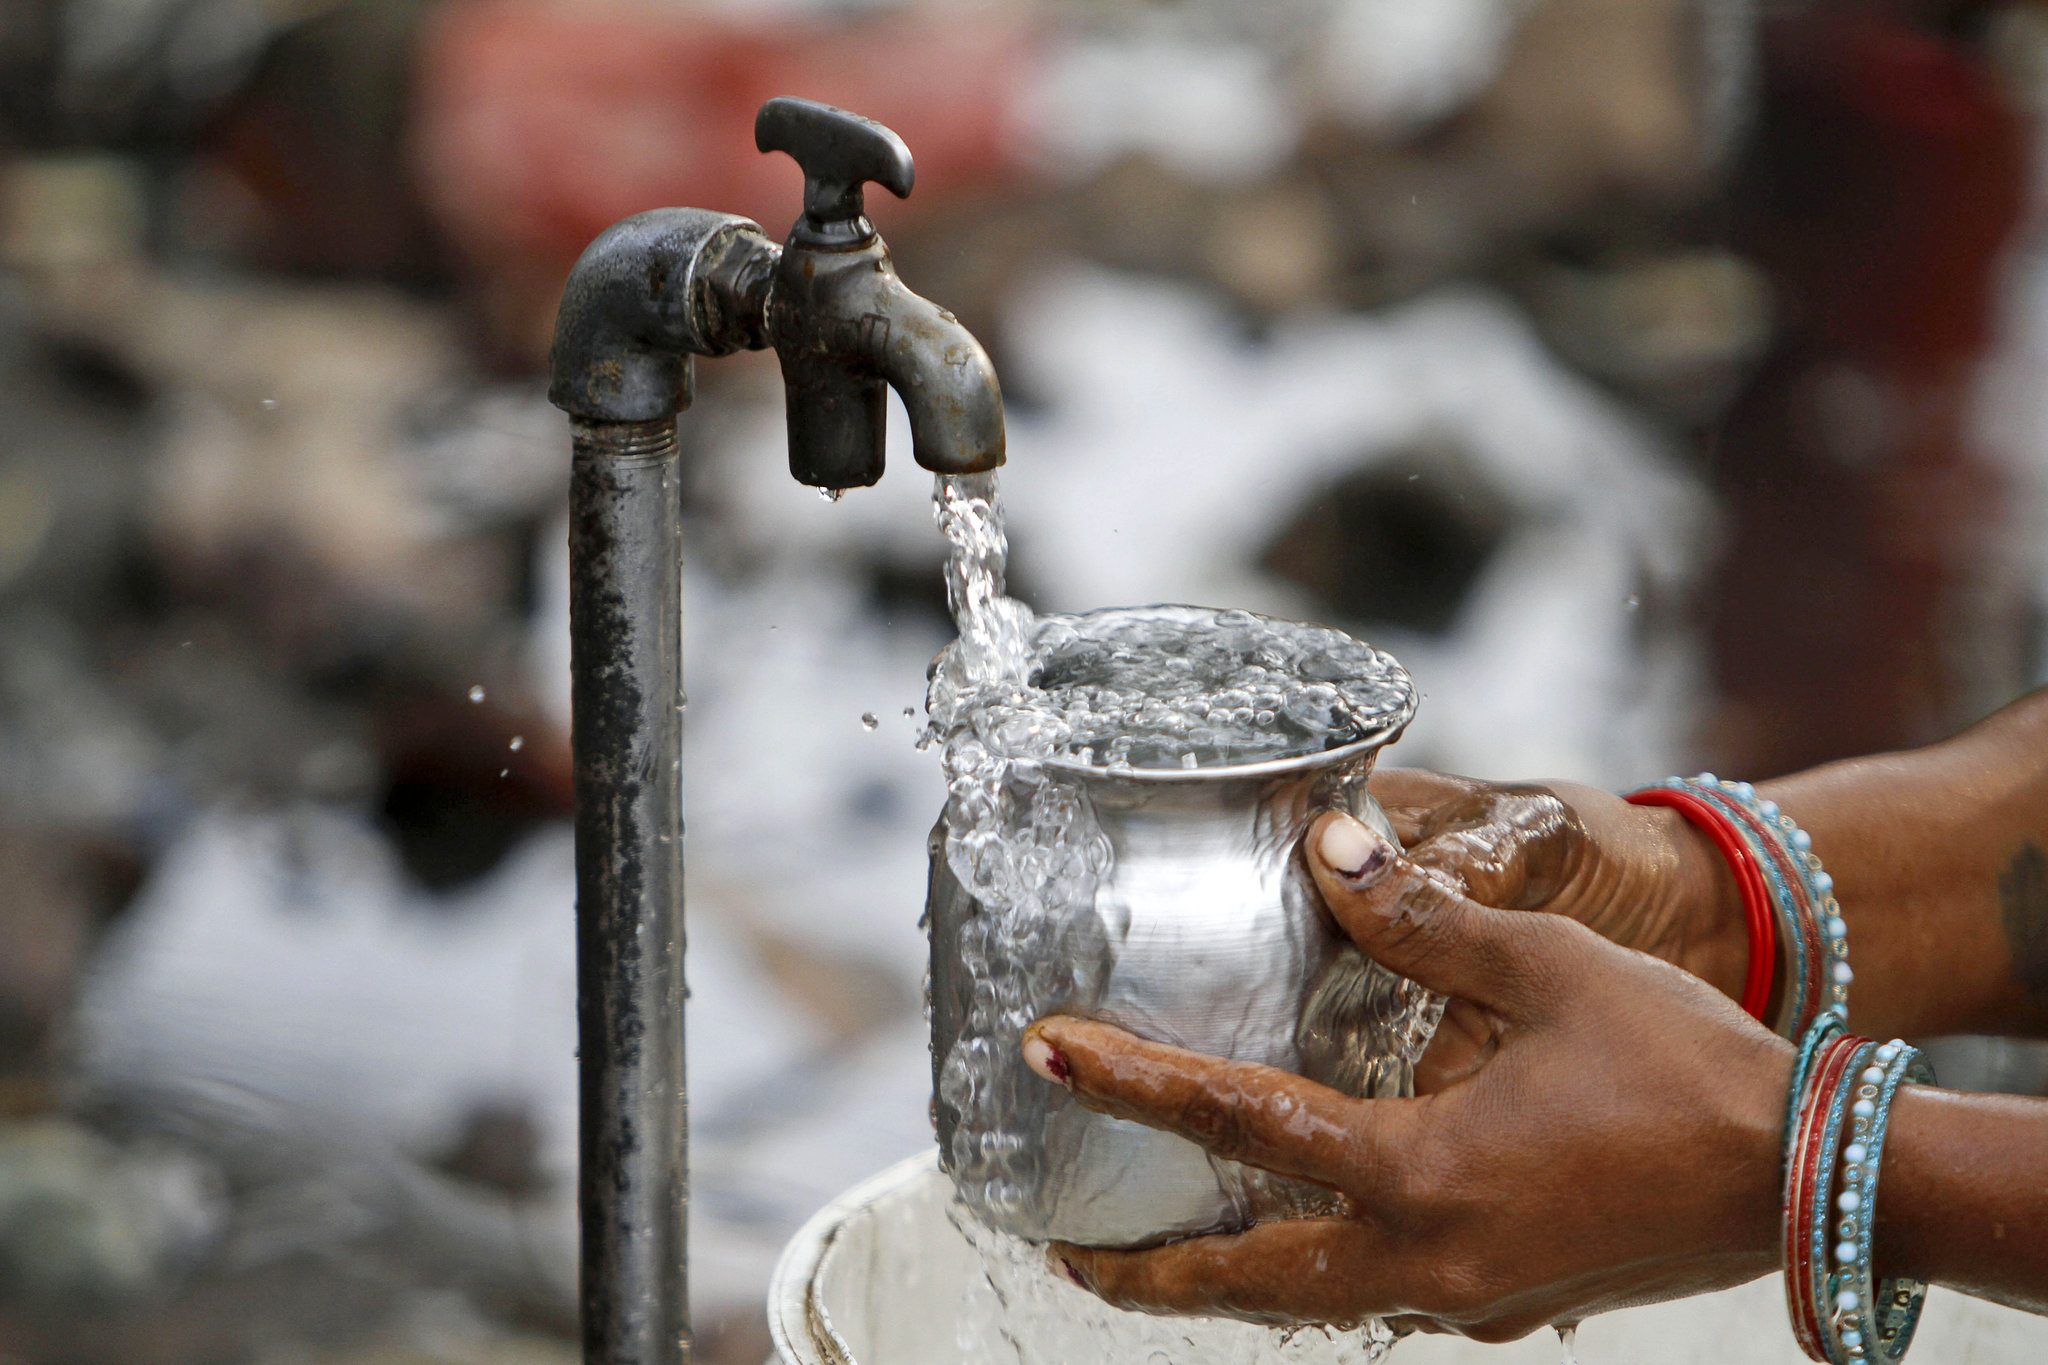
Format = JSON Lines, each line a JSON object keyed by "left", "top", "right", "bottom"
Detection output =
{"left": 568, "top": 416, "right": 689, "bottom": 1365}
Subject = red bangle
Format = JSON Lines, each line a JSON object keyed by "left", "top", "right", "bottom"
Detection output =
{"left": 1783, "top": 1033, "right": 1870, "bottom": 1360}
{"left": 1627, "top": 787, "right": 1777, "bottom": 1022}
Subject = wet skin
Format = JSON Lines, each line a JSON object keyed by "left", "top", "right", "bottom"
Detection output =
{"left": 1025, "top": 687, "right": 2048, "bottom": 1336}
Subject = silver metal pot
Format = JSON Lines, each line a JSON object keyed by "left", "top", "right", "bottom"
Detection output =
{"left": 926, "top": 675, "right": 1434, "bottom": 1249}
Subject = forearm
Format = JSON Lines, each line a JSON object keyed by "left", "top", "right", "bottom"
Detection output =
{"left": 1876, "top": 1084, "right": 2048, "bottom": 1313}
{"left": 1757, "top": 688, "right": 2048, "bottom": 1039}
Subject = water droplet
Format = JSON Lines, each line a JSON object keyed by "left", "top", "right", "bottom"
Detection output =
{"left": 1556, "top": 1323, "right": 1579, "bottom": 1365}
{"left": 509, "top": 735, "right": 525, "bottom": 751}
{"left": 861, "top": 712, "right": 879, "bottom": 730}
{"left": 1624, "top": 594, "right": 1641, "bottom": 609}
{"left": 259, "top": 397, "right": 278, "bottom": 410}
{"left": 819, "top": 487, "right": 844, "bottom": 503}
{"left": 467, "top": 685, "right": 486, "bottom": 703}
{"left": 903, "top": 707, "right": 916, "bottom": 718}
{"left": 498, "top": 768, "right": 510, "bottom": 778}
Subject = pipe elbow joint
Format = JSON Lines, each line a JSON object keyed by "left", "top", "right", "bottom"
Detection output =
{"left": 549, "top": 208, "right": 774, "bottom": 423}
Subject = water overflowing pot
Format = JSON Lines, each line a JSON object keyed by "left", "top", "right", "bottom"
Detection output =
{"left": 926, "top": 605, "right": 1439, "bottom": 1248}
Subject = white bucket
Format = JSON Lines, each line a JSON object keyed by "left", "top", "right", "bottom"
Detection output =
{"left": 768, "top": 1151, "right": 979, "bottom": 1365}
{"left": 769, "top": 1150, "right": 2048, "bottom": 1364}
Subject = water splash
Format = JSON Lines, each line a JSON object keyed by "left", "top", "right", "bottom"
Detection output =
{"left": 970, "top": 604, "right": 1412, "bottom": 770}
{"left": 928, "top": 473, "right": 1101, "bottom": 1230}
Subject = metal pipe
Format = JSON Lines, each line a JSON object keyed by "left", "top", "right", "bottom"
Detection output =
{"left": 568, "top": 416, "right": 689, "bottom": 1364}
{"left": 553, "top": 206, "right": 768, "bottom": 1365}
{"left": 550, "top": 98, "right": 1007, "bottom": 1365}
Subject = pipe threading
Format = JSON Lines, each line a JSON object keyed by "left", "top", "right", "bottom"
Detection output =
{"left": 573, "top": 417, "right": 682, "bottom": 464}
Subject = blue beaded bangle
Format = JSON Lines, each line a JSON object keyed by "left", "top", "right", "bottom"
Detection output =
{"left": 1825, "top": 1040, "right": 1935, "bottom": 1364}
{"left": 1639, "top": 775, "right": 1849, "bottom": 1037}
{"left": 1811, "top": 1040, "right": 1879, "bottom": 1364}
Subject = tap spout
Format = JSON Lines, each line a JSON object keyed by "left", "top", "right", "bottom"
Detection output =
{"left": 753, "top": 96, "right": 1004, "bottom": 489}
{"left": 874, "top": 274, "right": 1007, "bottom": 479}
{"left": 765, "top": 236, "right": 1004, "bottom": 488}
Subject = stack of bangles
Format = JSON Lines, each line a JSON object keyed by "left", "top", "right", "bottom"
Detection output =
{"left": 1628, "top": 776, "right": 1936, "bottom": 1363}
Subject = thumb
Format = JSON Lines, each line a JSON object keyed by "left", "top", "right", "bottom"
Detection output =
{"left": 1308, "top": 811, "right": 1553, "bottom": 1009}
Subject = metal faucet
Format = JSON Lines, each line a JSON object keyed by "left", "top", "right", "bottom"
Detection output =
{"left": 547, "top": 98, "right": 1005, "bottom": 1365}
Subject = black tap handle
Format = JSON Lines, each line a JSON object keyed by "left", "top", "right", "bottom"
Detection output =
{"left": 755, "top": 97, "right": 914, "bottom": 244}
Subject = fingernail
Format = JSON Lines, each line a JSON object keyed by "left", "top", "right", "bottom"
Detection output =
{"left": 1023, "top": 1034, "right": 1071, "bottom": 1085}
{"left": 1317, "top": 813, "right": 1390, "bottom": 885}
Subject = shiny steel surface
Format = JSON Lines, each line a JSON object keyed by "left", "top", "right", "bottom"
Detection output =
{"left": 928, "top": 721, "right": 1421, "bottom": 1248}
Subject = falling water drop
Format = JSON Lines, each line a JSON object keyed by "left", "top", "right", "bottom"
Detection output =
{"left": 1624, "top": 594, "right": 1641, "bottom": 610}
{"left": 861, "top": 712, "right": 879, "bottom": 730}
{"left": 467, "top": 685, "right": 486, "bottom": 703}
{"left": 509, "top": 735, "right": 525, "bottom": 751}
{"left": 819, "top": 487, "right": 845, "bottom": 503}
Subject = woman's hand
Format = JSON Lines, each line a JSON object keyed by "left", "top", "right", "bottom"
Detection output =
{"left": 1369, "top": 769, "right": 1750, "bottom": 1003}
{"left": 1022, "top": 810, "right": 1791, "bottom": 1340}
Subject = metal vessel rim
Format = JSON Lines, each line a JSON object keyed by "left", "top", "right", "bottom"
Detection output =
{"left": 1038, "top": 712, "right": 1413, "bottom": 783}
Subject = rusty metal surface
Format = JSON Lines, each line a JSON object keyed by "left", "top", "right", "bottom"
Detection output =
{"left": 568, "top": 417, "right": 689, "bottom": 1365}
{"left": 549, "top": 209, "right": 776, "bottom": 424}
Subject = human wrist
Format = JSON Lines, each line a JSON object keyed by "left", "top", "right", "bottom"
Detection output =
{"left": 1873, "top": 1083, "right": 1975, "bottom": 1292}
{"left": 1874, "top": 1083, "right": 2048, "bottom": 1312}
{"left": 1728, "top": 1032, "right": 1800, "bottom": 1266}
{"left": 1634, "top": 775, "right": 1856, "bottom": 1035}
{"left": 1648, "top": 803, "right": 1753, "bottom": 1002}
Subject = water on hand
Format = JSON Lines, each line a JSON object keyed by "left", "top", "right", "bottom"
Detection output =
{"left": 952, "top": 1202, "right": 1397, "bottom": 1365}
{"left": 925, "top": 472, "right": 1410, "bottom": 1364}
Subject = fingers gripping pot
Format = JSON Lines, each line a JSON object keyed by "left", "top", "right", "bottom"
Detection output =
{"left": 926, "top": 629, "right": 1433, "bottom": 1249}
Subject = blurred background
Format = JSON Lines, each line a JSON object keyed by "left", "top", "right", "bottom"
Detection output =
{"left": 2, "top": 0, "right": 2047, "bottom": 1359}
